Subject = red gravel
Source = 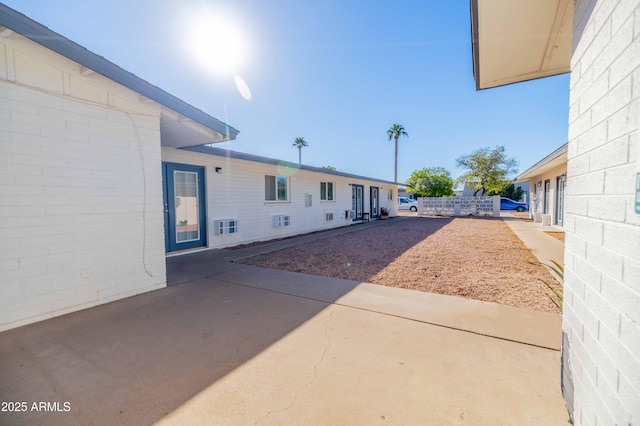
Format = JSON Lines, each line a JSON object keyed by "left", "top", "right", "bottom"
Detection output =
{"left": 237, "top": 217, "right": 562, "bottom": 313}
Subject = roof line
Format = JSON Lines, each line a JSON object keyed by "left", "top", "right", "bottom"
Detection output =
{"left": 0, "top": 4, "right": 239, "bottom": 140}
{"left": 185, "top": 145, "right": 400, "bottom": 186}
{"left": 516, "top": 143, "right": 568, "bottom": 180}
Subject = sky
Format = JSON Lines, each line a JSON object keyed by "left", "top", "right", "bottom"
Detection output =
{"left": 4, "top": 0, "right": 570, "bottom": 184}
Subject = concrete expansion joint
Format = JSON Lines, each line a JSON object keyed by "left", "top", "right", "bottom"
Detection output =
{"left": 205, "top": 275, "right": 561, "bottom": 351}
{"left": 332, "top": 302, "right": 561, "bottom": 352}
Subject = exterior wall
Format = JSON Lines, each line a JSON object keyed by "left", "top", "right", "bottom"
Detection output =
{"left": 0, "top": 33, "right": 166, "bottom": 331}
{"left": 563, "top": 0, "right": 640, "bottom": 424}
{"left": 161, "top": 147, "right": 398, "bottom": 249}
{"left": 527, "top": 163, "right": 567, "bottom": 226}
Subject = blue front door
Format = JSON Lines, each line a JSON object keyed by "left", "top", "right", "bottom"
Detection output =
{"left": 162, "top": 162, "right": 207, "bottom": 252}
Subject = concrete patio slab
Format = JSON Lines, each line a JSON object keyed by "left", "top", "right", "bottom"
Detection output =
{"left": 0, "top": 217, "right": 570, "bottom": 425}
{"left": 159, "top": 303, "right": 567, "bottom": 426}
{"left": 215, "top": 265, "right": 561, "bottom": 350}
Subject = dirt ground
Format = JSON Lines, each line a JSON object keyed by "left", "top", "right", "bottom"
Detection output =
{"left": 237, "top": 217, "right": 563, "bottom": 313}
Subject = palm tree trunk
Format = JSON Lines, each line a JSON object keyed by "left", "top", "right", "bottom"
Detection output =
{"left": 298, "top": 147, "right": 301, "bottom": 165}
{"left": 394, "top": 136, "right": 398, "bottom": 182}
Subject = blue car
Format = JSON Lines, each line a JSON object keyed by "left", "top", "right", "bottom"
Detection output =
{"left": 500, "top": 197, "right": 529, "bottom": 212}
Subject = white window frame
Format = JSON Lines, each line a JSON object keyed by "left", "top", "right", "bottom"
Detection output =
{"left": 265, "top": 175, "right": 289, "bottom": 202}
{"left": 320, "top": 181, "right": 335, "bottom": 202}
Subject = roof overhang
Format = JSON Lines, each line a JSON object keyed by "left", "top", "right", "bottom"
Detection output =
{"left": 160, "top": 109, "right": 232, "bottom": 148}
{"left": 515, "top": 143, "right": 567, "bottom": 181}
{"left": 0, "top": 4, "right": 239, "bottom": 147}
{"left": 470, "top": 0, "right": 573, "bottom": 90}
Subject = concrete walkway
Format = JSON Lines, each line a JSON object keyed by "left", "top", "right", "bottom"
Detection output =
{"left": 501, "top": 213, "right": 565, "bottom": 270}
{"left": 0, "top": 218, "right": 570, "bottom": 425}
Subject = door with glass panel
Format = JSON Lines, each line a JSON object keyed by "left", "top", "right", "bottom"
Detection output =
{"left": 351, "top": 184, "right": 364, "bottom": 221}
{"left": 543, "top": 179, "right": 551, "bottom": 214}
{"left": 370, "top": 186, "right": 379, "bottom": 218}
{"left": 556, "top": 175, "right": 565, "bottom": 226}
{"left": 162, "top": 163, "right": 206, "bottom": 252}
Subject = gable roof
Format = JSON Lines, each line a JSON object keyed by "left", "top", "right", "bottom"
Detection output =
{"left": 186, "top": 145, "right": 400, "bottom": 186}
{"left": 0, "top": 4, "right": 239, "bottom": 145}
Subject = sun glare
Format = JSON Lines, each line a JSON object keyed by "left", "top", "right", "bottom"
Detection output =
{"left": 188, "top": 13, "right": 247, "bottom": 74}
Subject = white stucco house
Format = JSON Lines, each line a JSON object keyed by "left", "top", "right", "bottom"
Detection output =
{"left": 472, "top": 0, "right": 639, "bottom": 424}
{"left": 516, "top": 143, "right": 568, "bottom": 227}
{"left": 0, "top": 4, "right": 397, "bottom": 331}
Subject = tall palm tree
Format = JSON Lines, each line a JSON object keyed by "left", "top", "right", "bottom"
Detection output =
{"left": 292, "top": 137, "right": 308, "bottom": 165}
{"left": 387, "top": 123, "right": 408, "bottom": 182}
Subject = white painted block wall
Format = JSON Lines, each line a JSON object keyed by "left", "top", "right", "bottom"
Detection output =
{"left": 564, "top": 0, "right": 640, "bottom": 423}
{"left": 161, "top": 147, "right": 398, "bottom": 249}
{"left": 0, "top": 35, "right": 166, "bottom": 331}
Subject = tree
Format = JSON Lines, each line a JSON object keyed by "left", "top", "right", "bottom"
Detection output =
{"left": 386, "top": 123, "right": 408, "bottom": 183}
{"left": 321, "top": 165, "right": 336, "bottom": 171}
{"left": 292, "top": 137, "right": 308, "bottom": 165}
{"left": 405, "top": 167, "right": 455, "bottom": 197}
{"left": 456, "top": 145, "right": 517, "bottom": 196}
{"left": 499, "top": 183, "right": 524, "bottom": 201}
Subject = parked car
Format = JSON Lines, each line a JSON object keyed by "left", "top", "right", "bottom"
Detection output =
{"left": 398, "top": 197, "right": 418, "bottom": 212}
{"left": 500, "top": 197, "right": 529, "bottom": 212}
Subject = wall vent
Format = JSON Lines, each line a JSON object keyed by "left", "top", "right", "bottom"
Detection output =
{"left": 272, "top": 215, "right": 291, "bottom": 228}
{"left": 345, "top": 210, "right": 355, "bottom": 219}
{"left": 214, "top": 219, "right": 238, "bottom": 235}
{"left": 325, "top": 212, "right": 334, "bottom": 222}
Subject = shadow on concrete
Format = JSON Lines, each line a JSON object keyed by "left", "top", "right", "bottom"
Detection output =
{"left": 0, "top": 265, "right": 355, "bottom": 425}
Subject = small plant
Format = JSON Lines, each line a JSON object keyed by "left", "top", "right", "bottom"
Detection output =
{"left": 380, "top": 207, "right": 389, "bottom": 216}
{"left": 541, "top": 260, "right": 564, "bottom": 311}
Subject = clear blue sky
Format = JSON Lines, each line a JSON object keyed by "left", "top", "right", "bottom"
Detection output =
{"left": 6, "top": 0, "right": 570, "bottom": 184}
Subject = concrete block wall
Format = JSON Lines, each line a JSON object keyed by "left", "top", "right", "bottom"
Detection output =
{"left": 564, "top": 0, "right": 640, "bottom": 423}
{"left": 162, "top": 147, "right": 397, "bottom": 249}
{"left": 0, "top": 33, "right": 166, "bottom": 331}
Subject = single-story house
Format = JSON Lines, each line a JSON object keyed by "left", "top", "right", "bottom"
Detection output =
{"left": 515, "top": 143, "right": 568, "bottom": 227}
{"left": 471, "top": 0, "right": 640, "bottom": 424}
{"left": 0, "top": 4, "right": 397, "bottom": 331}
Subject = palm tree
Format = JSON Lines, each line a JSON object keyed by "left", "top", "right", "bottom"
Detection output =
{"left": 387, "top": 123, "right": 408, "bottom": 182}
{"left": 292, "top": 137, "right": 308, "bottom": 165}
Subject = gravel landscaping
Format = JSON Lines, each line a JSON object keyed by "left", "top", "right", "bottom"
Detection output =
{"left": 237, "top": 217, "right": 563, "bottom": 313}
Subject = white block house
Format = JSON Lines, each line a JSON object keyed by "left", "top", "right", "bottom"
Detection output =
{"left": 516, "top": 143, "right": 568, "bottom": 227}
{"left": 471, "top": 0, "right": 640, "bottom": 424}
{"left": 162, "top": 145, "right": 397, "bottom": 251}
{"left": 0, "top": 5, "right": 397, "bottom": 331}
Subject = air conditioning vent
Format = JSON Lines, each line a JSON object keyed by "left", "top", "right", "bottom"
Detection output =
{"left": 345, "top": 209, "right": 355, "bottom": 219}
{"left": 305, "top": 193, "right": 312, "bottom": 207}
{"left": 325, "top": 212, "right": 334, "bottom": 222}
{"left": 214, "top": 219, "right": 238, "bottom": 235}
{"left": 272, "top": 215, "right": 291, "bottom": 228}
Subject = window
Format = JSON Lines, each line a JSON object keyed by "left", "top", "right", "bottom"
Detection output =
{"left": 320, "top": 182, "right": 334, "bottom": 201}
{"left": 265, "top": 175, "right": 288, "bottom": 201}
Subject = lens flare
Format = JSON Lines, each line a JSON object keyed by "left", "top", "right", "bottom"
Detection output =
{"left": 277, "top": 161, "right": 300, "bottom": 177}
{"left": 234, "top": 75, "right": 252, "bottom": 100}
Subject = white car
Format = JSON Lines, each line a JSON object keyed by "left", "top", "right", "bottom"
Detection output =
{"left": 398, "top": 197, "right": 418, "bottom": 212}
